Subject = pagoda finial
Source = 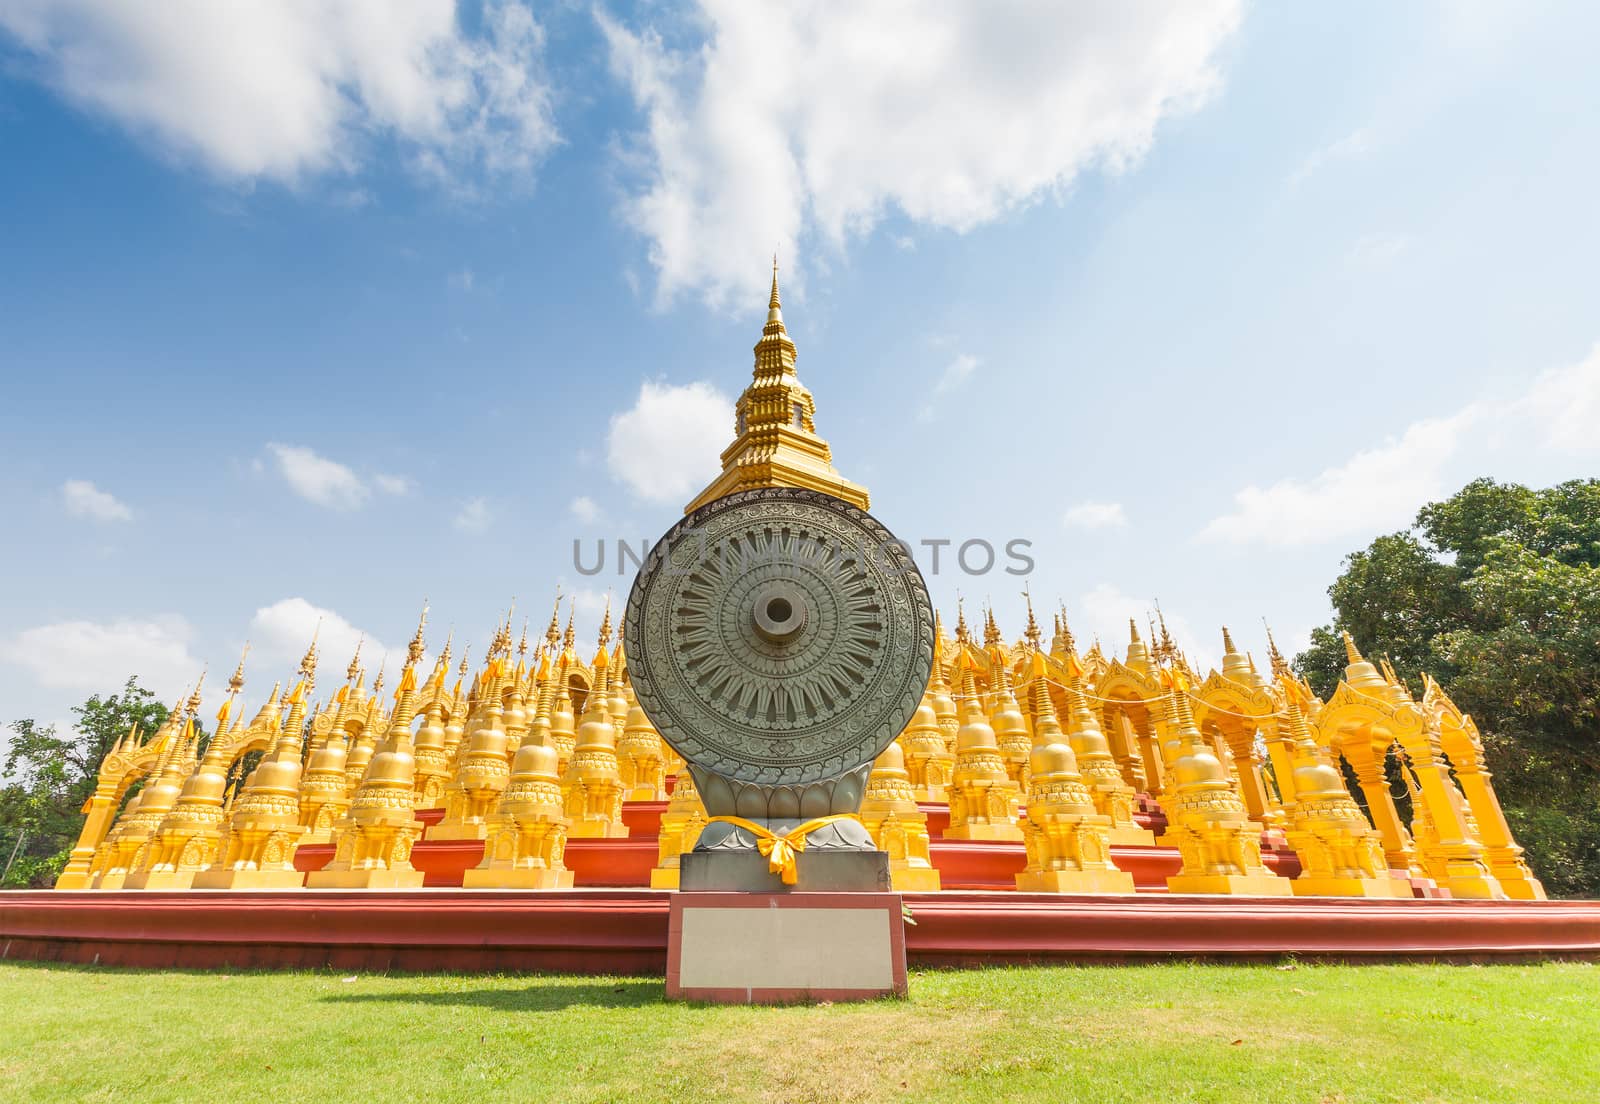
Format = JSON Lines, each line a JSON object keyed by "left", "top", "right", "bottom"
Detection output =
{"left": 1155, "top": 601, "right": 1175, "bottom": 653}
{"left": 1342, "top": 630, "right": 1364, "bottom": 666}
{"left": 546, "top": 590, "right": 563, "bottom": 650}
{"left": 228, "top": 643, "right": 249, "bottom": 696}
{"left": 1055, "top": 603, "right": 1077, "bottom": 654}
{"left": 1221, "top": 626, "right": 1237, "bottom": 655}
{"left": 768, "top": 252, "right": 783, "bottom": 323}
{"left": 1022, "top": 586, "right": 1042, "bottom": 649}
{"left": 598, "top": 594, "right": 613, "bottom": 647}
{"left": 346, "top": 635, "right": 364, "bottom": 683}
{"left": 563, "top": 599, "right": 576, "bottom": 651}
{"left": 186, "top": 669, "right": 206, "bottom": 715}
{"left": 1129, "top": 618, "right": 1141, "bottom": 645}
{"left": 1262, "top": 618, "right": 1290, "bottom": 678}
{"left": 408, "top": 601, "right": 429, "bottom": 668}
{"left": 299, "top": 621, "right": 321, "bottom": 683}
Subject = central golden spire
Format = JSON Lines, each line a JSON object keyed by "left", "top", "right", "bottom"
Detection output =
{"left": 684, "top": 259, "right": 871, "bottom": 513}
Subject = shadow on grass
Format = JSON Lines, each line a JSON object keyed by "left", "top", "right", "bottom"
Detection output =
{"left": 322, "top": 978, "right": 665, "bottom": 1012}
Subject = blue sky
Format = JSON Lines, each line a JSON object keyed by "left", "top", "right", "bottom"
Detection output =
{"left": 3, "top": 1, "right": 1599, "bottom": 736}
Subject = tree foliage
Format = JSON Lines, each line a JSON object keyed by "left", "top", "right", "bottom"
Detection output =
{"left": 1297, "top": 477, "right": 1600, "bottom": 898}
{"left": 0, "top": 678, "right": 174, "bottom": 888}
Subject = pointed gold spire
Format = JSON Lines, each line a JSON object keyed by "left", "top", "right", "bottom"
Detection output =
{"left": 684, "top": 259, "right": 869, "bottom": 513}
{"left": 545, "top": 591, "right": 563, "bottom": 651}
{"left": 767, "top": 252, "right": 783, "bottom": 325}
{"left": 1021, "top": 587, "right": 1042, "bottom": 650}
{"left": 1263, "top": 618, "right": 1290, "bottom": 679}
{"left": 186, "top": 670, "right": 205, "bottom": 716}
{"left": 1342, "top": 630, "right": 1364, "bottom": 666}
{"left": 228, "top": 644, "right": 248, "bottom": 696}
{"left": 299, "top": 621, "right": 321, "bottom": 683}
{"left": 408, "top": 601, "right": 429, "bottom": 669}
{"left": 346, "top": 636, "right": 364, "bottom": 683}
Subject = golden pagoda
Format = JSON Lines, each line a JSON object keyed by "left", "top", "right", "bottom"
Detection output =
{"left": 53, "top": 266, "right": 1546, "bottom": 911}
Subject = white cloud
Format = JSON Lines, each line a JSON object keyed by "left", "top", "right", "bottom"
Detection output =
{"left": 606, "top": 379, "right": 731, "bottom": 503}
{"left": 0, "top": 615, "right": 200, "bottom": 702}
{"left": 1063, "top": 501, "right": 1128, "bottom": 530}
{"left": 61, "top": 479, "right": 132, "bottom": 523}
{"left": 0, "top": 0, "right": 556, "bottom": 191}
{"left": 372, "top": 473, "right": 413, "bottom": 496}
{"left": 1198, "top": 342, "right": 1600, "bottom": 550}
{"left": 267, "top": 443, "right": 371, "bottom": 510}
{"left": 454, "top": 496, "right": 492, "bottom": 534}
{"left": 1288, "top": 127, "right": 1372, "bottom": 186}
{"left": 599, "top": 1, "right": 1241, "bottom": 306}
{"left": 250, "top": 597, "right": 395, "bottom": 684}
{"left": 1519, "top": 342, "right": 1600, "bottom": 453}
{"left": 570, "top": 586, "right": 612, "bottom": 624}
{"left": 448, "top": 267, "right": 475, "bottom": 292}
{"left": 1348, "top": 231, "right": 1412, "bottom": 267}
{"left": 1199, "top": 408, "right": 1484, "bottom": 547}
{"left": 917, "top": 353, "right": 980, "bottom": 421}
{"left": 1076, "top": 583, "right": 1217, "bottom": 675}
{"left": 570, "top": 495, "right": 602, "bottom": 524}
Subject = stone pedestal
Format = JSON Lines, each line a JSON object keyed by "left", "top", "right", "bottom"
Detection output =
{"left": 667, "top": 892, "right": 907, "bottom": 1003}
{"left": 679, "top": 849, "right": 890, "bottom": 893}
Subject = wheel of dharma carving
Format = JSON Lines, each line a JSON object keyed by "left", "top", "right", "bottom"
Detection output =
{"left": 625, "top": 487, "right": 935, "bottom": 789}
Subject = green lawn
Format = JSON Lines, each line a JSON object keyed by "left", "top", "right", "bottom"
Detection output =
{"left": 0, "top": 960, "right": 1593, "bottom": 1104}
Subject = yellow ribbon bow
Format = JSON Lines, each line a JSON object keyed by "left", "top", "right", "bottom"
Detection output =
{"left": 704, "top": 814, "right": 857, "bottom": 885}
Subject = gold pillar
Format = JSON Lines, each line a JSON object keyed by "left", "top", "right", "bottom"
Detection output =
{"left": 1437, "top": 713, "right": 1545, "bottom": 899}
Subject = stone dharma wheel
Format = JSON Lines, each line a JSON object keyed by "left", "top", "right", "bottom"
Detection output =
{"left": 625, "top": 487, "right": 934, "bottom": 821}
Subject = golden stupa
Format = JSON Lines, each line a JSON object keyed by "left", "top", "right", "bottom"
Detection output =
{"left": 56, "top": 264, "right": 1545, "bottom": 905}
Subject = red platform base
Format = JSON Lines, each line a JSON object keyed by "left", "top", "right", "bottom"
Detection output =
{"left": 4, "top": 890, "right": 1597, "bottom": 973}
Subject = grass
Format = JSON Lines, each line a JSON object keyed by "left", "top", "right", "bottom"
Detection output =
{"left": 0, "top": 960, "right": 1594, "bottom": 1104}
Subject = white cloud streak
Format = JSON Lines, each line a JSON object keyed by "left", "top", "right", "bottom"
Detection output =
{"left": 453, "top": 496, "right": 491, "bottom": 534}
{"left": 1199, "top": 409, "right": 1485, "bottom": 547}
{"left": 267, "top": 443, "right": 371, "bottom": 511}
{"left": 917, "top": 353, "right": 981, "bottom": 422}
{"left": 1199, "top": 341, "right": 1600, "bottom": 547}
{"left": 1063, "top": 501, "right": 1128, "bottom": 530}
{"left": 1288, "top": 127, "right": 1372, "bottom": 186}
{"left": 61, "top": 479, "right": 133, "bottom": 523}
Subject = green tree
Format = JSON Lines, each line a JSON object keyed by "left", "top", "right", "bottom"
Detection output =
{"left": 1297, "top": 477, "right": 1600, "bottom": 898}
{"left": 0, "top": 678, "right": 178, "bottom": 888}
